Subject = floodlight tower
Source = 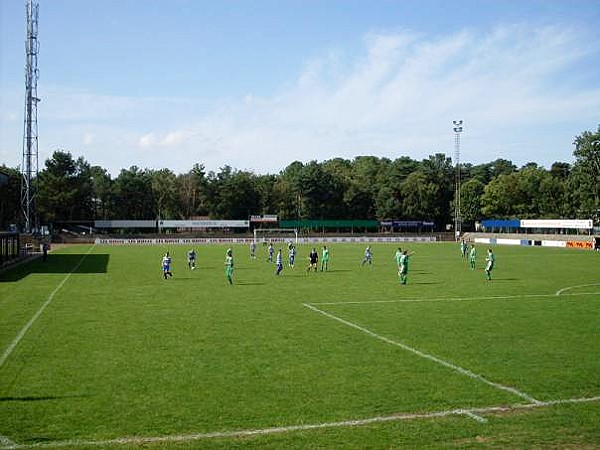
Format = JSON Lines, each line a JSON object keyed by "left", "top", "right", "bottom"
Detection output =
{"left": 21, "top": 0, "right": 40, "bottom": 233}
{"left": 453, "top": 120, "right": 463, "bottom": 240}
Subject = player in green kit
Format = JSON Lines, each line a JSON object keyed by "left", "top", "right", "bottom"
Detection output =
{"left": 469, "top": 243, "right": 477, "bottom": 270}
{"left": 321, "top": 245, "right": 330, "bottom": 271}
{"left": 485, "top": 248, "right": 495, "bottom": 281}
{"left": 394, "top": 247, "right": 403, "bottom": 272}
{"left": 398, "top": 250, "right": 414, "bottom": 284}
{"left": 225, "top": 248, "right": 234, "bottom": 285}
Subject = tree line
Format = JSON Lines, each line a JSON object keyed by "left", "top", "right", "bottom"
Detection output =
{"left": 1, "top": 125, "right": 598, "bottom": 232}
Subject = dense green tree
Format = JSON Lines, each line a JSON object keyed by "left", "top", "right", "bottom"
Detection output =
{"left": 272, "top": 161, "right": 304, "bottom": 219}
{"left": 18, "top": 126, "right": 600, "bottom": 232}
{"left": 178, "top": 163, "right": 209, "bottom": 218}
{"left": 481, "top": 173, "right": 518, "bottom": 218}
{"left": 0, "top": 166, "right": 22, "bottom": 230}
{"left": 151, "top": 168, "right": 179, "bottom": 220}
{"left": 420, "top": 153, "right": 454, "bottom": 227}
{"left": 297, "top": 161, "right": 340, "bottom": 219}
{"left": 401, "top": 171, "right": 438, "bottom": 220}
{"left": 36, "top": 150, "right": 94, "bottom": 223}
{"left": 254, "top": 174, "right": 277, "bottom": 215}
{"left": 90, "top": 166, "right": 113, "bottom": 220}
{"left": 488, "top": 158, "right": 517, "bottom": 179}
{"left": 206, "top": 166, "right": 260, "bottom": 219}
{"left": 460, "top": 178, "right": 485, "bottom": 228}
{"left": 112, "top": 166, "right": 154, "bottom": 220}
{"left": 481, "top": 165, "right": 563, "bottom": 219}
{"left": 573, "top": 125, "right": 600, "bottom": 219}
{"left": 373, "top": 157, "right": 414, "bottom": 219}
{"left": 549, "top": 162, "right": 571, "bottom": 181}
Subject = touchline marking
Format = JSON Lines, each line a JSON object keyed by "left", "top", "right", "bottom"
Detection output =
{"left": 556, "top": 283, "right": 600, "bottom": 296}
{"left": 0, "top": 245, "right": 96, "bottom": 369}
{"left": 312, "top": 291, "right": 600, "bottom": 306}
{"left": 0, "top": 436, "right": 16, "bottom": 448}
{"left": 2, "top": 397, "right": 598, "bottom": 449}
{"left": 460, "top": 410, "right": 488, "bottom": 423}
{"left": 303, "top": 303, "right": 541, "bottom": 404}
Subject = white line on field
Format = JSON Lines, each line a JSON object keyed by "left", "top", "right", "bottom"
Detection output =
{"left": 311, "top": 291, "right": 600, "bottom": 306}
{"left": 302, "top": 303, "right": 541, "bottom": 404}
{"left": 2, "top": 396, "right": 599, "bottom": 449}
{"left": 0, "top": 436, "right": 16, "bottom": 448}
{"left": 460, "top": 410, "right": 488, "bottom": 423}
{"left": 0, "top": 245, "right": 96, "bottom": 369}
{"left": 555, "top": 283, "right": 600, "bottom": 296}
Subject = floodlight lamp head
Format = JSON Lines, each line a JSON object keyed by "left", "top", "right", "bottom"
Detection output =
{"left": 453, "top": 120, "right": 463, "bottom": 126}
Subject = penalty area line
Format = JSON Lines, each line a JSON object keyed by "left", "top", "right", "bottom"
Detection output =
{"left": 2, "top": 397, "right": 599, "bottom": 449}
{"left": 311, "top": 291, "right": 600, "bottom": 306}
{"left": 0, "top": 245, "right": 96, "bottom": 369}
{"left": 556, "top": 283, "right": 600, "bottom": 296}
{"left": 302, "top": 303, "right": 541, "bottom": 404}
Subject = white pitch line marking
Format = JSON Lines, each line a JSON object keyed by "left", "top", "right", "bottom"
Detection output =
{"left": 556, "top": 283, "right": 600, "bottom": 296}
{"left": 0, "top": 436, "right": 16, "bottom": 448}
{"left": 2, "top": 396, "right": 599, "bottom": 449}
{"left": 460, "top": 410, "right": 488, "bottom": 423}
{"left": 0, "top": 245, "right": 96, "bottom": 369}
{"left": 303, "top": 303, "right": 541, "bottom": 404}
{"left": 312, "top": 291, "right": 600, "bottom": 306}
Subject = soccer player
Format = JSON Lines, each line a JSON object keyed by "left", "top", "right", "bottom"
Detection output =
{"left": 162, "top": 252, "right": 173, "bottom": 280}
{"left": 485, "top": 248, "right": 495, "bottom": 281}
{"left": 267, "top": 243, "right": 274, "bottom": 263}
{"left": 321, "top": 245, "right": 330, "bottom": 271}
{"left": 362, "top": 246, "right": 373, "bottom": 266}
{"left": 225, "top": 248, "right": 234, "bottom": 285}
{"left": 469, "top": 244, "right": 477, "bottom": 270}
{"left": 398, "top": 250, "right": 414, "bottom": 285}
{"left": 187, "top": 249, "right": 196, "bottom": 270}
{"left": 288, "top": 245, "right": 296, "bottom": 268}
{"left": 275, "top": 249, "right": 284, "bottom": 275}
{"left": 307, "top": 248, "right": 318, "bottom": 272}
{"left": 460, "top": 239, "right": 468, "bottom": 259}
{"left": 395, "top": 247, "right": 403, "bottom": 272}
{"left": 250, "top": 241, "right": 256, "bottom": 259}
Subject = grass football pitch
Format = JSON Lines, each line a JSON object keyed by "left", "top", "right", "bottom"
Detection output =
{"left": 1, "top": 242, "right": 599, "bottom": 449}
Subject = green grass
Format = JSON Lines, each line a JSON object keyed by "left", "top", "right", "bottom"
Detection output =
{"left": 0, "top": 242, "right": 599, "bottom": 448}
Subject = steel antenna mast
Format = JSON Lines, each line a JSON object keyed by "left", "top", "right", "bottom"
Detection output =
{"left": 21, "top": 0, "right": 40, "bottom": 233}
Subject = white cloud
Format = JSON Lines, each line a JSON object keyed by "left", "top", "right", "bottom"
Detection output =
{"left": 83, "top": 133, "right": 95, "bottom": 145}
{"left": 138, "top": 132, "right": 156, "bottom": 148}
{"left": 2, "top": 23, "right": 598, "bottom": 175}
{"left": 170, "top": 24, "right": 599, "bottom": 173}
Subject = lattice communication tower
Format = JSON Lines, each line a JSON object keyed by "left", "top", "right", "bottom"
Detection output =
{"left": 21, "top": 0, "right": 40, "bottom": 233}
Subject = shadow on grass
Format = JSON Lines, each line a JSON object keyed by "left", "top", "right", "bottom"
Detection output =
{"left": 0, "top": 253, "right": 109, "bottom": 283}
{"left": 0, "top": 394, "right": 90, "bottom": 402}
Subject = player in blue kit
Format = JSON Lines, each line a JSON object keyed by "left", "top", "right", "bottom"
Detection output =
{"left": 187, "top": 249, "right": 196, "bottom": 270}
{"left": 288, "top": 245, "right": 296, "bottom": 268}
{"left": 275, "top": 249, "right": 284, "bottom": 275}
{"left": 267, "top": 243, "right": 274, "bottom": 262}
{"left": 162, "top": 252, "right": 173, "bottom": 279}
{"left": 362, "top": 246, "right": 373, "bottom": 266}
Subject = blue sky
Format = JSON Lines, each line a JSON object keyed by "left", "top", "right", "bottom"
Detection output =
{"left": 1, "top": 0, "right": 599, "bottom": 176}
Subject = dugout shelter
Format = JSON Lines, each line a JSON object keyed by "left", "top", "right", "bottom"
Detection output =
{"left": 0, "top": 232, "right": 20, "bottom": 267}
